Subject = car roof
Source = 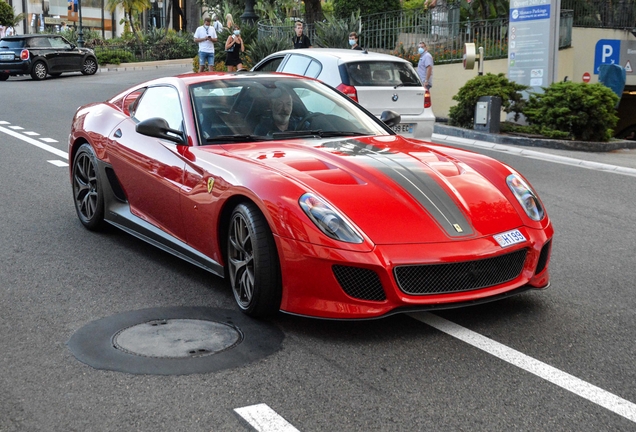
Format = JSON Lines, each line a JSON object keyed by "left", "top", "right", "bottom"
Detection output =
{"left": 265, "top": 48, "right": 410, "bottom": 64}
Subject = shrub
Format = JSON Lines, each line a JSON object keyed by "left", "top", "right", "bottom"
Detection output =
{"left": 314, "top": 12, "right": 360, "bottom": 48}
{"left": 96, "top": 50, "right": 135, "bottom": 65}
{"left": 524, "top": 82, "right": 619, "bottom": 142}
{"left": 449, "top": 73, "right": 527, "bottom": 129}
{"left": 244, "top": 36, "right": 292, "bottom": 67}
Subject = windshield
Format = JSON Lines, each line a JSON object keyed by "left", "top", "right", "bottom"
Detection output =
{"left": 189, "top": 77, "right": 391, "bottom": 144}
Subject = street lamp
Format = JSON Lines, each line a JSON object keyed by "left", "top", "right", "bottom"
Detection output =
{"left": 77, "top": 0, "right": 84, "bottom": 47}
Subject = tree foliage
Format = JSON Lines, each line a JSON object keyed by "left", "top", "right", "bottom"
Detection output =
{"left": 106, "top": 0, "right": 151, "bottom": 36}
{"left": 313, "top": 11, "right": 360, "bottom": 48}
{"left": 333, "top": 0, "right": 400, "bottom": 20}
{"left": 0, "top": 0, "right": 25, "bottom": 27}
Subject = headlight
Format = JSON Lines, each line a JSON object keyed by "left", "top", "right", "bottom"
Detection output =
{"left": 506, "top": 174, "right": 545, "bottom": 221}
{"left": 299, "top": 193, "right": 363, "bottom": 243}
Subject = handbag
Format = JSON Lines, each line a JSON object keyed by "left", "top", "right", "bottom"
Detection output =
{"left": 226, "top": 44, "right": 235, "bottom": 53}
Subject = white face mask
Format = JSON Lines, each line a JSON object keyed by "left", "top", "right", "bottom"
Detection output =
{"left": 418, "top": 47, "right": 425, "bottom": 54}
{"left": 234, "top": 30, "right": 240, "bottom": 36}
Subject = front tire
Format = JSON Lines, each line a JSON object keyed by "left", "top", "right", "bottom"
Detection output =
{"left": 30, "top": 61, "right": 48, "bottom": 80}
{"left": 72, "top": 143, "right": 106, "bottom": 231}
{"left": 81, "top": 57, "right": 98, "bottom": 75}
{"left": 227, "top": 202, "right": 281, "bottom": 318}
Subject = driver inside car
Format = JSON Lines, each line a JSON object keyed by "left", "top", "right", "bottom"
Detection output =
{"left": 254, "top": 88, "right": 305, "bottom": 136}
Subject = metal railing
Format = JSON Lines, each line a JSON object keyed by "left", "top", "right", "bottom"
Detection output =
{"left": 562, "top": 0, "right": 636, "bottom": 29}
{"left": 258, "top": 8, "right": 574, "bottom": 65}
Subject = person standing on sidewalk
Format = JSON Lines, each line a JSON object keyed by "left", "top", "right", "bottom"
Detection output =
{"left": 194, "top": 17, "right": 218, "bottom": 72}
{"left": 349, "top": 32, "right": 362, "bottom": 50}
{"left": 224, "top": 24, "right": 245, "bottom": 72}
{"left": 417, "top": 41, "right": 433, "bottom": 90}
{"left": 292, "top": 21, "right": 312, "bottom": 49}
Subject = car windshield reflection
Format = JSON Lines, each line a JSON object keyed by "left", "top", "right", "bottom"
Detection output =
{"left": 190, "top": 78, "right": 390, "bottom": 144}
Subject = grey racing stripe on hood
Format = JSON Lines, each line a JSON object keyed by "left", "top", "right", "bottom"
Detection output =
{"left": 323, "top": 140, "right": 473, "bottom": 237}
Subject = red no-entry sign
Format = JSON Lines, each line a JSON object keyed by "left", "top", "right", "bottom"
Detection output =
{"left": 582, "top": 72, "right": 591, "bottom": 83}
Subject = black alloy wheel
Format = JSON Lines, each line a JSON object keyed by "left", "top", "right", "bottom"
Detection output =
{"left": 81, "top": 57, "right": 98, "bottom": 75}
{"left": 30, "top": 61, "right": 48, "bottom": 80}
{"left": 72, "top": 143, "right": 105, "bottom": 231}
{"left": 227, "top": 202, "right": 282, "bottom": 318}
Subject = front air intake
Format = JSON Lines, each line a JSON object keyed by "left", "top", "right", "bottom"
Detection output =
{"left": 332, "top": 265, "right": 386, "bottom": 301}
{"left": 394, "top": 249, "right": 528, "bottom": 295}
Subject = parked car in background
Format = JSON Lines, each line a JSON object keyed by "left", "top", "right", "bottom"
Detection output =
{"left": 252, "top": 48, "right": 435, "bottom": 138}
{"left": 0, "top": 34, "right": 98, "bottom": 81}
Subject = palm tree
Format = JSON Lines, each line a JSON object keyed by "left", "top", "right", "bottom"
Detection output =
{"left": 107, "top": 0, "right": 151, "bottom": 36}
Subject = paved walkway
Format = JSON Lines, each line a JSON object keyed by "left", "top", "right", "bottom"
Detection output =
{"left": 99, "top": 58, "right": 193, "bottom": 73}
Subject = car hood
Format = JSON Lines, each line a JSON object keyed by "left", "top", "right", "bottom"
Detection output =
{"left": 211, "top": 135, "right": 524, "bottom": 244}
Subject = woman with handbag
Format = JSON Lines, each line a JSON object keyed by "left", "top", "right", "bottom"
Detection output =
{"left": 225, "top": 24, "right": 245, "bottom": 72}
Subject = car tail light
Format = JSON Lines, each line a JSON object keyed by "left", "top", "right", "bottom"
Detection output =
{"left": 20, "top": 50, "right": 29, "bottom": 60}
{"left": 424, "top": 89, "right": 431, "bottom": 108}
{"left": 336, "top": 83, "right": 358, "bottom": 103}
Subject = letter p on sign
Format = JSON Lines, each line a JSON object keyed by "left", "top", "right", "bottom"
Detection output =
{"left": 594, "top": 39, "right": 621, "bottom": 74}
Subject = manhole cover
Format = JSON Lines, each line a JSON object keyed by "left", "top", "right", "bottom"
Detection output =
{"left": 113, "top": 319, "right": 242, "bottom": 358}
{"left": 68, "top": 307, "right": 284, "bottom": 375}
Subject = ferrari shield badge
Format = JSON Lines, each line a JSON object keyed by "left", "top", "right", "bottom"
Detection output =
{"left": 207, "top": 178, "right": 215, "bottom": 194}
{"left": 453, "top": 224, "right": 463, "bottom": 233}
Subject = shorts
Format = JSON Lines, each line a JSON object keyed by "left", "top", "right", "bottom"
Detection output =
{"left": 199, "top": 51, "right": 215, "bottom": 67}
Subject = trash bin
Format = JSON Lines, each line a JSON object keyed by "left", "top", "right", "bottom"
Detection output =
{"left": 474, "top": 96, "right": 501, "bottom": 133}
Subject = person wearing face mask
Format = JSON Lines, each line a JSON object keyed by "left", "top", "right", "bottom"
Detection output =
{"left": 194, "top": 17, "right": 218, "bottom": 72}
{"left": 417, "top": 41, "right": 433, "bottom": 90}
{"left": 348, "top": 32, "right": 362, "bottom": 50}
{"left": 225, "top": 24, "right": 245, "bottom": 72}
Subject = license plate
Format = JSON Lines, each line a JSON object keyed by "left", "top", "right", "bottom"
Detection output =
{"left": 493, "top": 229, "right": 526, "bottom": 247}
{"left": 391, "top": 123, "right": 414, "bottom": 134}
{"left": 0, "top": 54, "right": 13, "bottom": 60}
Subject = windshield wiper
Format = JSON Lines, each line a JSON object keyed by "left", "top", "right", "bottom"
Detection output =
{"left": 206, "top": 134, "right": 268, "bottom": 143}
{"left": 271, "top": 130, "right": 369, "bottom": 139}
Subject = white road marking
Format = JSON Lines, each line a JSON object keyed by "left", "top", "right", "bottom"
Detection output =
{"left": 410, "top": 312, "right": 636, "bottom": 423}
{"left": 48, "top": 160, "right": 69, "bottom": 167}
{"left": 24, "top": 131, "right": 40, "bottom": 136}
{"left": 234, "top": 404, "right": 300, "bottom": 432}
{"left": 0, "top": 125, "right": 68, "bottom": 159}
{"left": 432, "top": 133, "right": 636, "bottom": 177}
{"left": 9, "top": 125, "right": 24, "bottom": 130}
{"left": 40, "top": 137, "right": 59, "bottom": 143}
{"left": 0, "top": 121, "right": 9, "bottom": 125}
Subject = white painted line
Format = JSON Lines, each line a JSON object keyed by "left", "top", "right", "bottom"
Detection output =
{"left": 24, "top": 131, "right": 40, "bottom": 136}
{"left": 0, "top": 126, "right": 68, "bottom": 159}
{"left": 40, "top": 137, "right": 59, "bottom": 143}
{"left": 234, "top": 403, "right": 300, "bottom": 432}
{"left": 0, "top": 121, "right": 9, "bottom": 125}
{"left": 48, "top": 160, "right": 69, "bottom": 167}
{"left": 410, "top": 312, "right": 636, "bottom": 423}
{"left": 9, "top": 125, "right": 24, "bottom": 130}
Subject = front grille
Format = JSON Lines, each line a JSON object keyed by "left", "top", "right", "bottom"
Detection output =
{"left": 394, "top": 249, "right": 528, "bottom": 295}
{"left": 332, "top": 265, "right": 386, "bottom": 301}
{"left": 535, "top": 240, "right": 551, "bottom": 275}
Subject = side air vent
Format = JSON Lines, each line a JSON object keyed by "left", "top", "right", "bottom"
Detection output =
{"left": 332, "top": 265, "right": 386, "bottom": 301}
{"left": 535, "top": 240, "right": 552, "bottom": 275}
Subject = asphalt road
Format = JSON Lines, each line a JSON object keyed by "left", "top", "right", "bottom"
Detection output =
{"left": 1, "top": 67, "right": 635, "bottom": 431}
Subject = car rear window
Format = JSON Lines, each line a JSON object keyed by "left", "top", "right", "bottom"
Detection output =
{"left": 0, "top": 39, "right": 26, "bottom": 49}
{"left": 344, "top": 61, "right": 421, "bottom": 87}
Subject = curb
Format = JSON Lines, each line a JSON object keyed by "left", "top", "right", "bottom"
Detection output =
{"left": 434, "top": 124, "right": 636, "bottom": 153}
{"left": 99, "top": 58, "right": 193, "bottom": 73}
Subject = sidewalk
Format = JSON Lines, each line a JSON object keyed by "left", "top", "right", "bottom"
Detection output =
{"left": 99, "top": 58, "right": 193, "bottom": 73}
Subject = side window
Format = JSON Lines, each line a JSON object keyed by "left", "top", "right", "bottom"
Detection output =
{"left": 304, "top": 60, "right": 322, "bottom": 78}
{"left": 49, "top": 37, "right": 71, "bottom": 49}
{"left": 123, "top": 89, "right": 146, "bottom": 116}
{"left": 256, "top": 56, "right": 284, "bottom": 72}
{"left": 28, "top": 38, "right": 51, "bottom": 48}
{"left": 282, "top": 55, "right": 312, "bottom": 76}
{"left": 133, "top": 86, "right": 184, "bottom": 132}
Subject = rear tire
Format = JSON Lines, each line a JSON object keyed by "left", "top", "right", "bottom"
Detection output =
{"left": 227, "top": 202, "right": 282, "bottom": 318}
{"left": 72, "top": 143, "right": 106, "bottom": 231}
{"left": 30, "top": 61, "right": 48, "bottom": 80}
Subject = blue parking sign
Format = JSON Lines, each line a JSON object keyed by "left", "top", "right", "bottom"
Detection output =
{"left": 594, "top": 39, "right": 621, "bottom": 74}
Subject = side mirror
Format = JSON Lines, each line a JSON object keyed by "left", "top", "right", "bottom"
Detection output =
{"left": 380, "top": 110, "right": 401, "bottom": 127}
{"left": 70, "top": 44, "right": 76, "bottom": 49}
{"left": 136, "top": 117, "right": 186, "bottom": 145}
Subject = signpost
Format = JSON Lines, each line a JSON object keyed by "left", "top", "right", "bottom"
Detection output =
{"left": 507, "top": 0, "right": 561, "bottom": 94}
{"left": 582, "top": 72, "right": 591, "bottom": 83}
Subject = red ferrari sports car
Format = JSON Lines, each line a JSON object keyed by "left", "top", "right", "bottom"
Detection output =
{"left": 69, "top": 72, "right": 553, "bottom": 319}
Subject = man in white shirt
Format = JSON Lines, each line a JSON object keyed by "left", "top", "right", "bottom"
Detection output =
{"left": 212, "top": 15, "right": 223, "bottom": 34}
{"left": 193, "top": 17, "right": 217, "bottom": 72}
{"left": 417, "top": 41, "right": 433, "bottom": 90}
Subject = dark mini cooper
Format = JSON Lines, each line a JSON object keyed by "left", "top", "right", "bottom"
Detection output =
{"left": 0, "top": 34, "right": 98, "bottom": 81}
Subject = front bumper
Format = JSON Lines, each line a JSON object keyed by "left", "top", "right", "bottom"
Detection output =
{"left": 276, "top": 223, "right": 553, "bottom": 319}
